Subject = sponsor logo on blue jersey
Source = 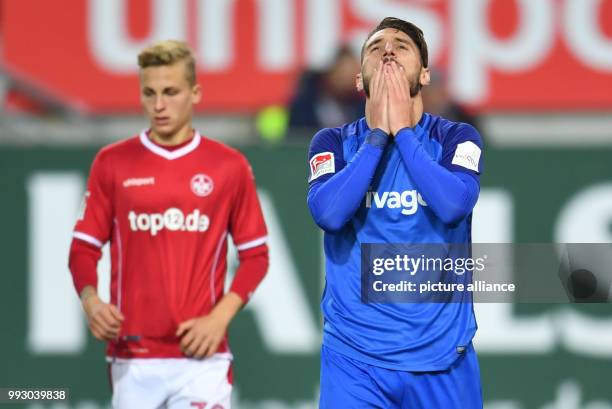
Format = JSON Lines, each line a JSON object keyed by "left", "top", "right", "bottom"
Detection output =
{"left": 365, "top": 188, "right": 428, "bottom": 215}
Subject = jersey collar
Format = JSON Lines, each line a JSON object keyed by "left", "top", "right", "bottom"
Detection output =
{"left": 139, "top": 130, "right": 201, "bottom": 160}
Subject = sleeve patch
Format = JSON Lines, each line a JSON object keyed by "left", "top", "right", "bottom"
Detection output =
{"left": 451, "top": 141, "right": 481, "bottom": 172}
{"left": 309, "top": 152, "right": 335, "bottom": 181}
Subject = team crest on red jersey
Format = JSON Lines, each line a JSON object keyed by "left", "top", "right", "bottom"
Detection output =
{"left": 191, "top": 174, "right": 214, "bottom": 197}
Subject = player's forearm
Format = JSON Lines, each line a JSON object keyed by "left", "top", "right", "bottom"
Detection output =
{"left": 80, "top": 285, "right": 102, "bottom": 316}
{"left": 80, "top": 285, "right": 98, "bottom": 303}
{"left": 229, "top": 244, "right": 268, "bottom": 304}
{"left": 395, "top": 127, "right": 479, "bottom": 225}
{"left": 307, "top": 129, "right": 388, "bottom": 232}
{"left": 68, "top": 239, "right": 101, "bottom": 295}
{"left": 210, "top": 292, "right": 244, "bottom": 326}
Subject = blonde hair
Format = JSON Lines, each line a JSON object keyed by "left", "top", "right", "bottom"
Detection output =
{"left": 138, "top": 40, "right": 196, "bottom": 85}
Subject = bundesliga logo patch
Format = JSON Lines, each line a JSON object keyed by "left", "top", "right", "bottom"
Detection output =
{"left": 310, "top": 152, "right": 335, "bottom": 181}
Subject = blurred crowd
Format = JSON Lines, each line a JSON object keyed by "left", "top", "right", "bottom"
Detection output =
{"left": 282, "top": 44, "right": 480, "bottom": 142}
{"left": 1, "top": 41, "right": 480, "bottom": 145}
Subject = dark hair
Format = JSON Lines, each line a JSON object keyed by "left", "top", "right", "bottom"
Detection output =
{"left": 361, "top": 17, "right": 428, "bottom": 68}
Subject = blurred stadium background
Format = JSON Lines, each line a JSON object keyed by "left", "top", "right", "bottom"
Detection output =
{"left": 1, "top": 0, "right": 612, "bottom": 408}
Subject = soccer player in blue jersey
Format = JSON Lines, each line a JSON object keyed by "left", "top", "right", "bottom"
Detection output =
{"left": 307, "top": 17, "right": 484, "bottom": 408}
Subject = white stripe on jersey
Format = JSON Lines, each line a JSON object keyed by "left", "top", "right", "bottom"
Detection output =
{"left": 210, "top": 231, "right": 228, "bottom": 305}
{"left": 73, "top": 231, "right": 103, "bottom": 248}
{"left": 114, "top": 218, "right": 124, "bottom": 313}
{"left": 235, "top": 235, "right": 268, "bottom": 251}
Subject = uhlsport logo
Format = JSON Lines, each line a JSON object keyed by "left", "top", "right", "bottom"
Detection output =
{"left": 123, "top": 177, "right": 155, "bottom": 188}
{"left": 128, "top": 208, "right": 210, "bottom": 236}
{"left": 191, "top": 174, "right": 214, "bottom": 197}
{"left": 365, "top": 189, "right": 428, "bottom": 215}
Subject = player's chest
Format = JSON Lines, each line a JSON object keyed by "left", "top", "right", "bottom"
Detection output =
{"left": 111, "top": 159, "right": 233, "bottom": 213}
{"left": 361, "top": 148, "right": 435, "bottom": 221}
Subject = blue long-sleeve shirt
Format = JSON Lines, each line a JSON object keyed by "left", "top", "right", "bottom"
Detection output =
{"left": 306, "top": 113, "right": 484, "bottom": 371}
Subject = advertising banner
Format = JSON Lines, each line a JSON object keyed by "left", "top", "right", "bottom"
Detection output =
{"left": 1, "top": 143, "right": 612, "bottom": 407}
{"left": 3, "top": 0, "right": 612, "bottom": 112}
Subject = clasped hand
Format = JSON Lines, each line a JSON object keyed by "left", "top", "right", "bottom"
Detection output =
{"left": 368, "top": 60, "right": 418, "bottom": 136}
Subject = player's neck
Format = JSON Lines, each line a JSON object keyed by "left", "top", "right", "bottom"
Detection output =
{"left": 365, "top": 95, "right": 424, "bottom": 130}
{"left": 149, "top": 124, "right": 194, "bottom": 147}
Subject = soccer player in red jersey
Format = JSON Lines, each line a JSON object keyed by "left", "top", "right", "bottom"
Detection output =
{"left": 68, "top": 40, "right": 269, "bottom": 408}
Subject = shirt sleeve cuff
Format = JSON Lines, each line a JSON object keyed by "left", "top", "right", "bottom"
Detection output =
{"left": 395, "top": 124, "right": 425, "bottom": 141}
{"left": 365, "top": 129, "right": 389, "bottom": 149}
{"left": 395, "top": 125, "right": 427, "bottom": 155}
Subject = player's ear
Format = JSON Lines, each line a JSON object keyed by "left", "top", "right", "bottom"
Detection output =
{"left": 420, "top": 68, "right": 431, "bottom": 87}
{"left": 192, "top": 84, "right": 202, "bottom": 104}
{"left": 356, "top": 73, "right": 364, "bottom": 92}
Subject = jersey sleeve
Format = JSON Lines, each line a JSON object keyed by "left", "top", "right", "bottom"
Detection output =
{"left": 307, "top": 127, "right": 346, "bottom": 186}
{"left": 439, "top": 123, "right": 484, "bottom": 180}
{"left": 229, "top": 155, "right": 268, "bottom": 251}
{"left": 73, "top": 150, "right": 114, "bottom": 248}
{"left": 307, "top": 127, "right": 389, "bottom": 232}
{"left": 395, "top": 123, "right": 481, "bottom": 226}
{"left": 228, "top": 155, "right": 269, "bottom": 303}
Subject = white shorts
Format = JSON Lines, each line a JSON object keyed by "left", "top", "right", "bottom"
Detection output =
{"left": 110, "top": 355, "right": 233, "bottom": 409}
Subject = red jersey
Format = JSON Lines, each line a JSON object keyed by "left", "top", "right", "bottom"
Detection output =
{"left": 72, "top": 131, "right": 268, "bottom": 359}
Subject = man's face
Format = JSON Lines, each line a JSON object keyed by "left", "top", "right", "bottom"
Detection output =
{"left": 359, "top": 28, "right": 428, "bottom": 98}
{"left": 140, "top": 61, "right": 201, "bottom": 138}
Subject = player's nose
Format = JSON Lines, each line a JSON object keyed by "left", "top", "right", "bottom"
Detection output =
{"left": 384, "top": 41, "right": 393, "bottom": 54}
{"left": 382, "top": 41, "right": 395, "bottom": 61}
{"left": 154, "top": 96, "right": 165, "bottom": 111}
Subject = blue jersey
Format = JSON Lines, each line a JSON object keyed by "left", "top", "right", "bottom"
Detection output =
{"left": 307, "top": 113, "right": 483, "bottom": 371}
